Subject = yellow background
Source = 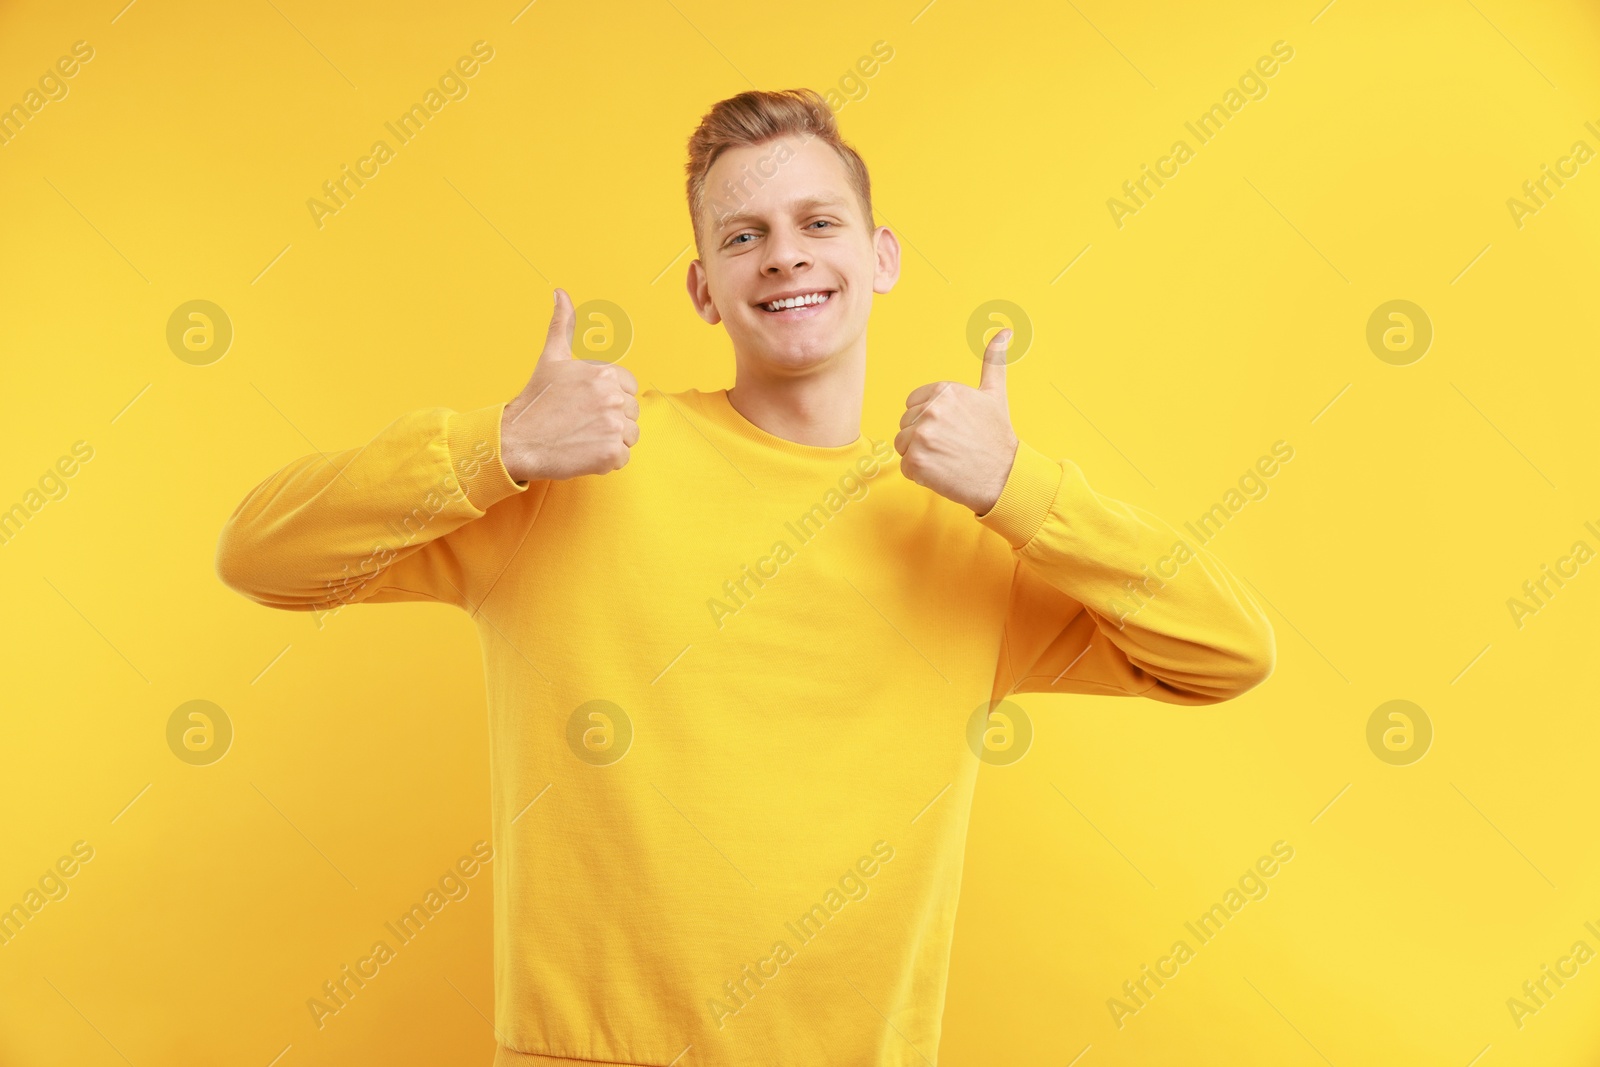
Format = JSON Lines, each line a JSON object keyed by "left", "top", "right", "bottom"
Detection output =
{"left": 3, "top": 0, "right": 1599, "bottom": 1063}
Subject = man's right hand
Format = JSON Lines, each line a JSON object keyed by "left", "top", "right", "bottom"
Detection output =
{"left": 500, "top": 288, "right": 641, "bottom": 484}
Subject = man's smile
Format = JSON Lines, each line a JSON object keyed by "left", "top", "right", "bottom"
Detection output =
{"left": 755, "top": 288, "right": 836, "bottom": 317}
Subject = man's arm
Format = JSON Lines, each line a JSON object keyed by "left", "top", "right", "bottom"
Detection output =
{"left": 975, "top": 442, "right": 1276, "bottom": 706}
{"left": 893, "top": 329, "right": 1272, "bottom": 707}
{"left": 215, "top": 403, "right": 531, "bottom": 614}
{"left": 215, "top": 288, "right": 640, "bottom": 616}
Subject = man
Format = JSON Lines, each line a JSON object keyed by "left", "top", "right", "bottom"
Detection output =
{"left": 217, "top": 87, "right": 1274, "bottom": 1066}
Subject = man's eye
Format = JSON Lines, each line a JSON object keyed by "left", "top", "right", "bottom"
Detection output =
{"left": 729, "top": 233, "right": 755, "bottom": 246}
{"left": 809, "top": 220, "right": 834, "bottom": 230}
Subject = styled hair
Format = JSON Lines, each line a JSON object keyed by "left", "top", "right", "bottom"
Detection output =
{"left": 684, "top": 88, "right": 874, "bottom": 255}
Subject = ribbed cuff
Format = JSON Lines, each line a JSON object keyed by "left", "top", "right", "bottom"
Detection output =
{"left": 446, "top": 401, "right": 527, "bottom": 512}
{"left": 976, "top": 439, "right": 1063, "bottom": 549}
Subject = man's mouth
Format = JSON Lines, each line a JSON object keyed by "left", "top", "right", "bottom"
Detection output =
{"left": 756, "top": 289, "right": 835, "bottom": 314}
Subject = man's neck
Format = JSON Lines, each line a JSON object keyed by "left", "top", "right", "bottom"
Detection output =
{"left": 726, "top": 349, "right": 866, "bottom": 447}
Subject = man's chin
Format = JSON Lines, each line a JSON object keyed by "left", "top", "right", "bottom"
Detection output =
{"left": 741, "top": 342, "right": 844, "bottom": 375}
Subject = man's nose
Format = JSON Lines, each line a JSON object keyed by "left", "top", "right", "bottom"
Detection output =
{"left": 762, "top": 227, "right": 810, "bottom": 274}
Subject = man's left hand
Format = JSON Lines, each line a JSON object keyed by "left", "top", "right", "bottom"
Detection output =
{"left": 894, "top": 328, "right": 1020, "bottom": 515}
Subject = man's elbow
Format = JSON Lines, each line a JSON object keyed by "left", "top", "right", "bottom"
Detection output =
{"left": 216, "top": 524, "right": 272, "bottom": 604}
{"left": 1235, "top": 639, "right": 1276, "bottom": 695}
{"left": 214, "top": 523, "right": 257, "bottom": 600}
{"left": 1220, "top": 620, "right": 1277, "bottom": 699}
{"left": 1159, "top": 625, "right": 1277, "bottom": 706}
{"left": 214, "top": 521, "right": 292, "bottom": 607}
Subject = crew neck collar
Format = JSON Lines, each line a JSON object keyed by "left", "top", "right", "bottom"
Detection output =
{"left": 694, "top": 388, "right": 869, "bottom": 460}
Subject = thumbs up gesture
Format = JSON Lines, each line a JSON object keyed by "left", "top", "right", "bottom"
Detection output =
{"left": 500, "top": 288, "right": 641, "bottom": 484}
{"left": 893, "top": 328, "right": 1019, "bottom": 515}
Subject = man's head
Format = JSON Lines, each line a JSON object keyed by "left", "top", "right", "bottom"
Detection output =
{"left": 684, "top": 88, "right": 899, "bottom": 376}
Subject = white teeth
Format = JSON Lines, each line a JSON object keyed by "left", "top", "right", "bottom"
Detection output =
{"left": 762, "top": 292, "right": 830, "bottom": 311}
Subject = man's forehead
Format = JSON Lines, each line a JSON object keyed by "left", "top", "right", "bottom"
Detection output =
{"left": 699, "top": 134, "right": 866, "bottom": 239}
{"left": 706, "top": 136, "right": 837, "bottom": 187}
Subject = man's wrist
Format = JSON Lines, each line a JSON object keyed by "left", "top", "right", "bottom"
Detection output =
{"left": 449, "top": 402, "right": 528, "bottom": 509}
{"left": 975, "top": 439, "right": 1062, "bottom": 549}
{"left": 973, "top": 436, "right": 1019, "bottom": 516}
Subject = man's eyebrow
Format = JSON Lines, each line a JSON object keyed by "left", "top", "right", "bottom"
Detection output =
{"left": 712, "top": 196, "right": 851, "bottom": 234}
{"left": 713, "top": 210, "right": 761, "bottom": 233}
{"left": 789, "top": 195, "right": 850, "bottom": 213}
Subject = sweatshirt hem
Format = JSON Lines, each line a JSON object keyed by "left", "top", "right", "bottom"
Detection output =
{"left": 493, "top": 1045, "right": 659, "bottom": 1067}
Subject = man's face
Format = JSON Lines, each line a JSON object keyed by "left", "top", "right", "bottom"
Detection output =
{"left": 687, "top": 135, "right": 899, "bottom": 374}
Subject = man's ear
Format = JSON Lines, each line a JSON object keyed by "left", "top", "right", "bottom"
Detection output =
{"left": 872, "top": 226, "right": 902, "bottom": 295}
{"left": 686, "top": 258, "right": 722, "bottom": 325}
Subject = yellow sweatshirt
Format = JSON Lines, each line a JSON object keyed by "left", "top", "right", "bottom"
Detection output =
{"left": 216, "top": 386, "right": 1275, "bottom": 1066}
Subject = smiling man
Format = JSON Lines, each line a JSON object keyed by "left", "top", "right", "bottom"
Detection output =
{"left": 216, "top": 88, "right": 1275, "bottom": 1066}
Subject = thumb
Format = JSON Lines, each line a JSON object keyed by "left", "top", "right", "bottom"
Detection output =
{"left": 979, "top": 327, "right": 1010, "bottom": 400}
{"left": 538, "top": 288, "right": 576, "bottom": 364}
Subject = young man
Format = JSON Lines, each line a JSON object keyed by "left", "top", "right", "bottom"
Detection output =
{"left": 217, "top": 88, "right": 1274, "bottom": 1066}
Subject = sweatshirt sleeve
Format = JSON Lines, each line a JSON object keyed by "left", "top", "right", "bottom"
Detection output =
{"left": 975, "top": 440, "right": 1276, "bottom": 707}
{"left": 215, "top": 401, "right": 535, "bottom": 617}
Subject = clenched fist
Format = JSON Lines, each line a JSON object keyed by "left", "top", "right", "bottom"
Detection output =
{"left": 500, "top": 288, "right": 641, "bottom": 484}
{"left": 894, "top": 328, "right": 1018, "bottom": 515}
